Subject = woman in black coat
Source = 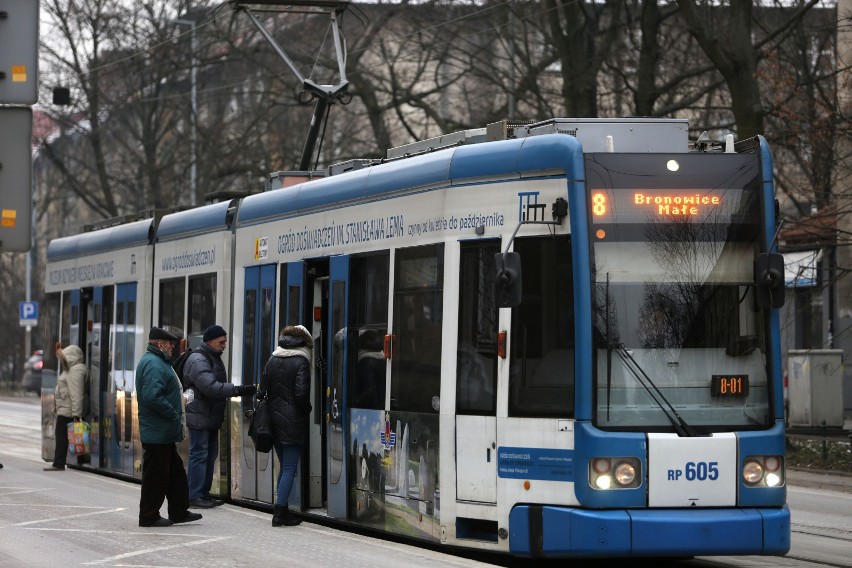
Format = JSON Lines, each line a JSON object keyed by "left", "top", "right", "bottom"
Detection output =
{"left": 259, "top": 324, "right": 313, "bottom": 527}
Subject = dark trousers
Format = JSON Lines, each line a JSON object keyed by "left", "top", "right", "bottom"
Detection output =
{"left": 188, "top": 428, "right": 219, "bottom": 500}
{"left": 52, "top": 415, "right": 73, "bottom": 468}
{"left": 139, "top": 443, "right": 190, "bottom": 523}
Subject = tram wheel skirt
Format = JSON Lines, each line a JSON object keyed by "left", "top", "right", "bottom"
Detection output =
{"left": 508, "top": 504, "right": 790, "bottom": 558}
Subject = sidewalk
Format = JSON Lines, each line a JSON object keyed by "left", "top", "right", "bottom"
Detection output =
{"left": 787, "top": 468, "right": 852, "bottom": 493}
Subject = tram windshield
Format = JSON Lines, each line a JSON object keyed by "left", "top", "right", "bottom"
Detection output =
{"left": 587, "top": 153, "right": 773, "bottom": 432}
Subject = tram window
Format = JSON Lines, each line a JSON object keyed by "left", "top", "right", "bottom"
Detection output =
{"left": 42, "top": 293, "right": 62, "bottom": 384}
{"left": 508, "top": 236, "right": 574, "bottom": 418}
{"left": 391, "top": 245, "right": 444, "bottom": 413}
{"left": 125, "top": 297, "right": 136, "bottom": 370}
{"left": 348, "top": 253, "right": 389, "bottom": 410}
{"left": 159, "top": 278, "right": 186, "bottom": 340}
{"left": 188, "top": 274, "right": 216, "bottom": 349}
{"left": 288, "top": 285, "right": 300, "bottom": 326}
{"left": 243, "top": 290, "right": 257, "bottom": 389}
{"left": 62, "top": 291, "right": 72, "bottom": 348}
{"left": 457, "top": 241, "right": 498, "bottom": 415}
{"left": 277, "top": 265, "right": 300, "bottom": 328}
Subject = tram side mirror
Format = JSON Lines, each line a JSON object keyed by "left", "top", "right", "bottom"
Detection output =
{"left": 494, "top": 252, "right": 522, "bottom": 308}
{"left": 754, "top": 252, "right": 785, "bottom": 309}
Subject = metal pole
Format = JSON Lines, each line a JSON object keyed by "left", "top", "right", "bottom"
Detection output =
{"left": 173, "top": 18, "right": 198, "bottom": 206}
{"left": 190, "top": 23, "right": 198, "bottom": 207}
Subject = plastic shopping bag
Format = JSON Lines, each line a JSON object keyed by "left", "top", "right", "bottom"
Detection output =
{"left": 67, "top": 420, "right": 91, "bottom": 455}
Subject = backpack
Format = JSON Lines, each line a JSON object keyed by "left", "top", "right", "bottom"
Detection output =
{"left": 172, "top": 347, "right": 214, "bottom": 390}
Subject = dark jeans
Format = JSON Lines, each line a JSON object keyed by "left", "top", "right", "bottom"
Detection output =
{"left": 188, "top": 428, "right": 219, "bottom": 500}
{"left": 139, "top": 443, "right": 190, "bottom": 523}
{"left": 51, "top": 415, "right": 73, "bottom": 468}
{"left": 274, "top": 442, "right": 302, "bottom": 507}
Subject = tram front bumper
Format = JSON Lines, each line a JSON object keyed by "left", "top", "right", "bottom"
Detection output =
{"left": 508, "top": 504, "right": 790, "bottom": 558}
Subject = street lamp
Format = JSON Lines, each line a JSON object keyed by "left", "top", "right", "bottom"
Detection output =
{"left": 172, "top": 17, "right": 198, "bottom": 207}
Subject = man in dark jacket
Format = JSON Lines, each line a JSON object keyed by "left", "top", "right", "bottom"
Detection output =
{"left": 184, "top": 324, "right": 256, "bottom": 508}
{"left": 137, "top": 326, "right": 202, "bottom": 527}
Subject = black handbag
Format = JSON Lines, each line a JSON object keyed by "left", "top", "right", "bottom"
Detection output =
{"left": 248, "top": 395, "right": 273, "bottom": 453}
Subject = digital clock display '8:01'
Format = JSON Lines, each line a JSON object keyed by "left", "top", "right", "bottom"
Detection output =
{"left": 711, "top": 375, "right": 749, "bottom": 398}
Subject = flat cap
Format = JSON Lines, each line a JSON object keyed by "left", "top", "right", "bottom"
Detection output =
{"left": 149, "top": 326, "right": 179, "bottom": 341}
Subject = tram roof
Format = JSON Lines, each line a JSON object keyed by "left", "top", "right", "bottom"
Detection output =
{"left": 236, "top": 134, "right": 583, "bottom": 226}
{"left": 156, "top": 199, "right": 238, "bottom": 241}
{"left": 47, "top": 218, "right": 154, "bottom": 261}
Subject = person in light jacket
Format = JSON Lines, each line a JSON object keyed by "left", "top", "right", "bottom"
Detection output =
{"left": 44, "top": 344, "right": 89, "bottom": 471}
{"left": 259, "top": 324, "right": 313, "bottom": 527}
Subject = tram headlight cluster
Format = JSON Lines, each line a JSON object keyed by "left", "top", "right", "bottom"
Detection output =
{"left": 742, "top": 455, "right": 784, "bottom": 487}
{"left": 589, "top": 457, "right": 642, "bottom": 490}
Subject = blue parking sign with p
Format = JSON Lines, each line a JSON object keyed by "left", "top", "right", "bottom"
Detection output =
{"left": 19, "top": 301, "right": 38, "bottom": 327}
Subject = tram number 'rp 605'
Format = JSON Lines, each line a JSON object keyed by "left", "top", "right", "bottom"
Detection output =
{"left": 667, "top": 461, "right": 720, "bottom": 481}
{"left": 711, "top": 374, "right": 749, "bottom": 398}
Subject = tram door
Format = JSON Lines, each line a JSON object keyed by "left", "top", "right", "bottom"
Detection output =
{"left": 241, "top": 265, "right": 277, "bottom": 502}
{"left": 303, "top": 259, "right": 329, "bottom": 512}
{"left": 280, "top": 261, "right": 313, "bottom": 509}
{"left": 67, "top": 289, "right": 92, "bottom": 462}
{"left": 110, "top": 283, "right": 136, "bottom": 475}
{"left": 455, "top": 241, "right": 500, "bottom": 503}
{"left": 326, "top": 256, "right": 350, "bottom": 519}
{"left": 91, "top": 286, "right": 114, "bottom": 470}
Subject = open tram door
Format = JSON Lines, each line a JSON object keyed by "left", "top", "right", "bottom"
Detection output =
{"left": 325, "top": 255, "right": 350, "bottom": 518}
{"left": 300, "top": 256, "right": 348, "bottom": 518}
{"left": 90, "top": 285, "right": 115, "bottom": 471}
{"left": 241, "top": 264, "right": 278, "bottom": 503}
{"left": 42, "top": 289, "right": 92, "bottom": 465}
{"left": 108, "top": 283, "right": 137, "bottom": 476}
{"left": 278, "top": 260, "right": 317, "bottom": 510}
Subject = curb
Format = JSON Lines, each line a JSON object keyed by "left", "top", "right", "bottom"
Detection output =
{"left": 787, "top": 469, "right": 852, "bottom": 494}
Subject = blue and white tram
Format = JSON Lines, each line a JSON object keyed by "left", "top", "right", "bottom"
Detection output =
{"left": 151, "top": 198, "right": 241, "bottom": 492}
{"left": 43, "top": 218, "right": 156, "bottom": 476}
{"left": 227, "top": 117, "right": 789, "bottom": 558}
{"left": 41, "top": 116, "right": 789, "bottom": 559}
{"left": 42, "top": 200, "right": 241, "bottom": 483}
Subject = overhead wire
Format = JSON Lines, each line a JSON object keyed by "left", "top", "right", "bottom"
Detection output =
{"left": 41, "top": 0, "right": 569, "bottom": 107}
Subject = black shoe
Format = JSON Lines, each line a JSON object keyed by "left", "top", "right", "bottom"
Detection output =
{"left": 189, "top": 498, "right": 216, "bottom": 509}
{"left": 206, "top": 497, "right": 225, "bottom": 507}
{"left": 139, "top": 517, "right": 174, "bottom": 528}
{"left": 171, "top": 512, "right": 202, "bottom": 524}
{"left": 272, "top": 505, "right": 302, "bottom": 527}
{"left": 43, "top": 465, "right": 65, "bottom": 471}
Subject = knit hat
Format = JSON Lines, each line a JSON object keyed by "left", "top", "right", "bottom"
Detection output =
{"left": 149, "top": 326, "right": 179, "bottom": 341}
{"left": 203, "top": 324, "right": 227, "bottom": 343}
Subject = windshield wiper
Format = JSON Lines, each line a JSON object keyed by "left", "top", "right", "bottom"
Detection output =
{"left": 613, "top": 347, "right": 699, "bottom": 437}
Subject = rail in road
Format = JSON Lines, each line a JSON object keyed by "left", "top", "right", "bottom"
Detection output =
{"left": 1, "top": 396, "right": 851, "bottom": 568}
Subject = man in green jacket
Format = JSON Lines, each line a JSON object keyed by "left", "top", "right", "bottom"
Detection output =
{"left": 137, "top": 326, "right": 202, "bottom": 528}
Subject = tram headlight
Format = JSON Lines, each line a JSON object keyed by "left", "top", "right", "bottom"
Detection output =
{"left": 614, "top": 461, "right": 636, "bottom": 486}
{"left": 589, "top": 457, "right": 641, "bottom": 490}
{"left": 742, "top": 455, "right": 785, "bottom": 487}
{"left": 742, "top": 460, "right": 763, "bottom": 484}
